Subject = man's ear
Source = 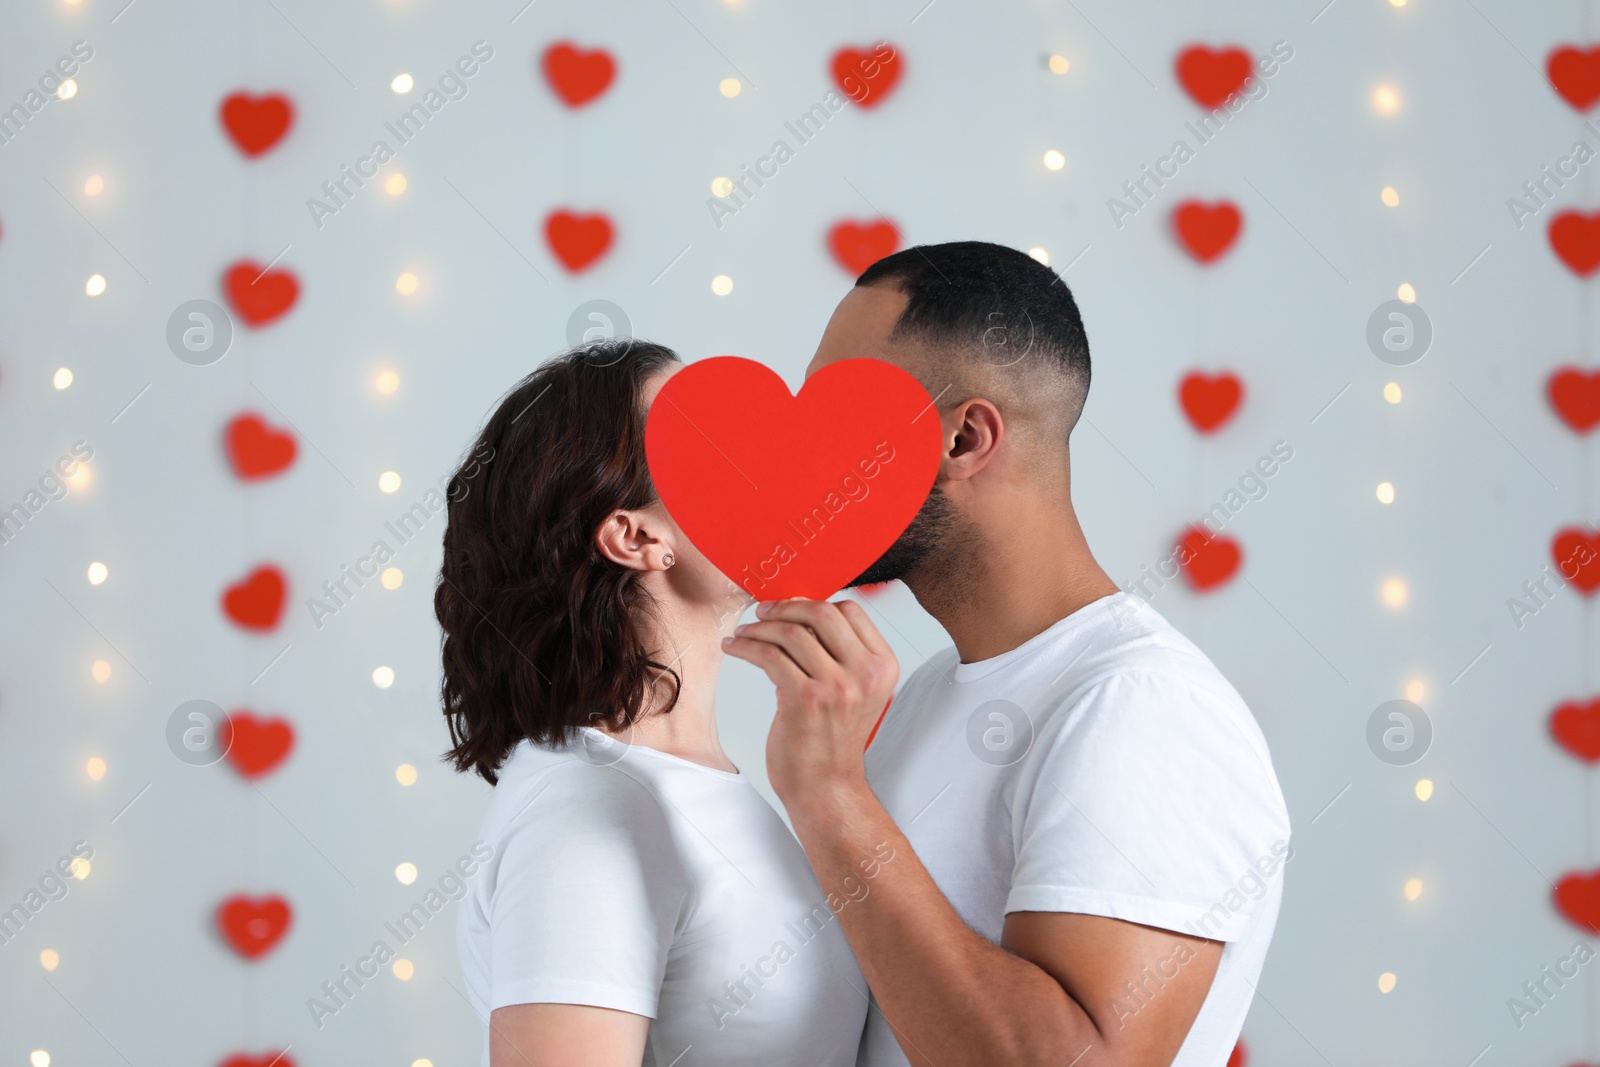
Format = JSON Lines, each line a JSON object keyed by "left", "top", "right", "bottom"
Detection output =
{"left": 941, "top": 398, "right": 1003, "bottom": 482}
{"left": 595, "top": 509, "right": 673, "bottom": 572}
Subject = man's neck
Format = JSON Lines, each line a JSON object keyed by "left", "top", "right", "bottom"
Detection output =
{"left": 908, "top": 501, "right": 1119, "bottom": 664}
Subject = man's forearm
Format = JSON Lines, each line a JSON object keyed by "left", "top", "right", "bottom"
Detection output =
{"left": 788, "top": 781, "right": 1102, "bottom": 1067}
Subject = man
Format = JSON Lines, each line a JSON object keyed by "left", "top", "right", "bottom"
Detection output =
{"left": 723, "top": 241, "right": 1291, "bottom": 1066}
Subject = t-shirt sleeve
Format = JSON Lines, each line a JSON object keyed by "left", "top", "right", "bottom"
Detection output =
{"left": 485, "top": 765, "right": 690, "bottom": 1016}
{"left": 1005, "top": 670, "right": 1292, "bottom": 941}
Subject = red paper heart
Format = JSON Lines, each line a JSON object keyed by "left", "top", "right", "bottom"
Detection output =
{"left": 223, "top": 565, "right": 288, "bottom": 631}
{"left": 1227, "top": 1041, "right": 1247, "bottom": 1067}
{"left": 1176, "top": 46, "right": 1254, "bottom": 108}
{"left": 1177, "top": 526, "right": 1241, "bottom": 591}
{"left": 1555, "top": 869, "right": 1600, "bottom": 935}
{"left": 828, "top": 219, "right": 900, "bottom": 276}
{"left": 542, "top": 42, "right": 616, "bottom": 107}
{"left": 1552, "top": 527, "right": 1600, "bottom": 594}
{"left": 1551, "top": 211, "right": 1600, "bottom": 276}
{"left": 1174, "top": 201, "right": 1242, "bottom": 263}
{"left": 1549, "top": 367, "right": 1600, "bottom": 433}
{"left": 1551, "top": 698, "right": 1600, "bottom": 763}
{"left": 221, "top": 712, "right": 295, "bottom": 779}
{"left": 225, "top": 413, "right": 297, "bottom": 480}
{"left": 645, "top": 357, "right": 942, "bottom": 600}
{"left": 220, "top": 1053, "right": 294, "bottom": 1067}
{"left": 545, "top": 210, "right": 614, "bottom": 273}
{"left": 223, "top": 261, "right": 300, "bottom": 328}
{"left": 1549, "top": 46, "right": 1600, "bottom": 111}
{"left": 1179, "top": 372, "right": 1244, "bottom": 433}
{"left": 217, "top": 895, "right": 292, "bottom": 959}
{"left": 220, "top": 92, "right": 294, "bottom": 157}
{"left": 832, "top": 43, "right": 903, "bottom": 108}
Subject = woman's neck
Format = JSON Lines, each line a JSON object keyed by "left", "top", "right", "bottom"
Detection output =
{"left": 612, "top": 599, "right": 745, "bottom": 772}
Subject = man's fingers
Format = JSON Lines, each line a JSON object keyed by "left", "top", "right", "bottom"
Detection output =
{"left": 836, "top": 598, "right": 894, "bottom": 658}
{"left": 722, "top": 634, "right": 809, "bottom": 686}
{"left": 756, "top": 598, "right": 864, "bottom": 663}
{"left": 731, "top": 620, "right": 832, "bottom": 678}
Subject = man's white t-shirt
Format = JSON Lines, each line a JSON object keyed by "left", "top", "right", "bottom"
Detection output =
{"left": 860, "top": 592, "right": 1291, "bottom": 1066}
{"left": 459, "top": 728, "right": 867, "bottom": 1067}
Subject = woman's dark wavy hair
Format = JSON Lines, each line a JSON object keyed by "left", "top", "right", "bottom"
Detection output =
{"left": 435, "top": 340, "right": 683, "bottom": 784}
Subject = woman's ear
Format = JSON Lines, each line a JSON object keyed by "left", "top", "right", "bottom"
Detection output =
{"left": 942, "top": 398, "right": 1003, "bottom": 482}
{"left": 595, "top": 509, "right": 674, "bottom": 572}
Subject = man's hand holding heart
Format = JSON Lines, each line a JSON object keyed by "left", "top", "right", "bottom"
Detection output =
{"left": 722, "top": 598, "right": 897, "bottom": 806}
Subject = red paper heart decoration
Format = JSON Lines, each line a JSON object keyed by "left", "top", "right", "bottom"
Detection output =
{"left": 1176, "top": 526, "right": 1241, "bottom": 591}
{"left": 1551, "top": 211, "right": 1600, "bottom": 276}
{"left": 1179, "top": 372, "right": 1244, "bottom": 433}
{"left": 1174, "top": 201, "right": 1242, "bottom": 263}
{"left": 1555, "top": 869, "right": 1600, "bottom": 935}
{"left": 220, "top": 1053, "right": 294, "bottom": 1067}
{"left": 220, "top": 92, "right": 294, "bottom": 157}
{"left": 225, "top": 413, "right": 297, "bottom": 480}
{"left": 223, "top": 565, "right": 288, "bottom": 631}
{"left": 1552, "top": 527, "right": 1600, "bottom": 594}
{"left": 545, "top": 210, "right": 614, "bottom": 273}
{"left": 218, "top": 895, "right": 292, "bottom": 959}
{"left": 1549, "top": 367, "right": 1600, "bottom": 433}
{"left": 1549, "top": 46, "right": 1600, "bottom": 111}
{"left": 221, "top": 712, "right": 295, "bottom": 779}
{"left": 828, "top": 219, "right": 900, "bottom": 276}
{"left": 645, "top": 357, "right": 942, "bottom": 600}
{"left": 832, "top": 43, "right": 903, "bottom": 108}
{"left": 224, "top": 261, "right": 300, "bottom": 327}
{"left": 1176, "top": 46, "right": 1253, "bottom": 108}
{"left": 1227, "top": 1041, "right": 1246, "bottom": 1067}
{"left": 542, "top": 42, "right": 616, "bottom": 107}
{"left": 1552, "top": 698, "right": 1600, "bottom": 763}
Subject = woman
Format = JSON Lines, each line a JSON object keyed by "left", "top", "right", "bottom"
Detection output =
{"left": 436, "top": 340, "right": 867, "bottom": 1067}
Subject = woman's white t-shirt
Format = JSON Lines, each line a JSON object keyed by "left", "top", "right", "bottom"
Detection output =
{"left": 458, "top": 728, "right": 867, "bottom": 1067}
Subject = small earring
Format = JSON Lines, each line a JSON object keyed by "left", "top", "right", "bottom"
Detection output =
{"left": 662, "top": 553, "right": 675, "bottom": 569}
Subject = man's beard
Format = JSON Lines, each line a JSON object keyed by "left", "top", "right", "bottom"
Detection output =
{"left": 847, "top": 484, "right": 957, "bottom": 588}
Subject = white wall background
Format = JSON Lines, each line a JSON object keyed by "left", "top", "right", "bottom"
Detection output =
{"left": 3, "top": 0, "right": 1599, "bottom": 1063}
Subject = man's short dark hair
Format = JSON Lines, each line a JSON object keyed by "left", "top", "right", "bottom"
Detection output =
{"left": 855, "top": 241, "right": 1091, "bottom": 441}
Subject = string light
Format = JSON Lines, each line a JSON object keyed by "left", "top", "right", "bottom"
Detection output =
{"left": 1415, "top": 778, "right": 1434, "bottom": 801}
{"left": 395, "top": 862, "right": 418, "bottom": 885}
{"left": 1381, "top": 186, "right": 1399, "bottom": 207}
{"left": 711, "top": 274, "right": 734, "bottom": 296}
{"left": 39, "top": 950, "right": 59, "bottom": 972}
{"left": 85, "top": 274, "right": 106, "bottom": 296}
{"left": 719, "top": 77, "right": 741, "bottom": 98}
{"left": 1027, "top": 247, "right": 1050, "bottom": 265}
{"left": 413, "top": 1061, "right": 434, "bottom": 1067}
{"left": 381, "top": 567, "right": 403, "bottom": 590}
{"left": 1376, "top": 481, "right": 1395, "bottom": 504}
{"left": 91, "top": 660, "right": 111, "bottom": 683}
{"left": 711, "top": 176, "right": 734, "bottom": 197}
{"left": 1048, "top": 55, "right": 1070, "bottom": 75}
{"left": 393, "top": 958, "right": 415, "bottom": 980}
{"left": 1373, "top": 85, "right": 1400, "bottom": 114}
{"left": 54, "top": 367, "right": 74, "bottom": 390}
{"left": 1378, "top": 972, "right": 1397, "bottom": 993}
{"left": 69, "top": 857, "right": 90, "bottom": 880}
{"left": 391, "top": 73, "right": 414, "bottom": 94}
{"left": 87, "top": 562, "right": 108, "bottom": 586}
{"left": 1381, "top": 578, "right": 1407, "bottom": 608}
{"left": 1404, "top": 878, "right": 1423, "bottom": 900}
{"left": 385, "top": 174, "right": 407, "bottom": 196}
{"left": 84, "top": 174, "right": 104, "bottom": 197}
{"left": 1397, "top": 282, "right": 1416, "bottom": 303}
{"left": 30, "top": 1052, "right": 49, "bottom": 1067}
{"left": 1043, "top": 149, "right": 1066, "bottom": 171}
{"left": 379, "top": 471, "right": 402, "bottom": 493}
{"left": 395, "top": 764, "right": 418, "bottom": 786}
{"left": 376, "top": 369, "right": 400, "bottom": 394}
{"left": 1384, "top": 381, "right": 1402, "bottom": 404}
{"left": 1389, "top": 0, "right": 1406, "bottom": 6}
{"left": 57, "top": 79, "right": 77, "bottom": 100}
{"left": 65, "top": 463, "right": 91, "bottom": 490}
{"left": 86, "top": 757, "right": 106, "bottom": 781}
{"left": 373, "top": 666, "right": 395, "bottom": 688}
{"left": 1405, "top": 679, "right": 1424, "bottom": 703}
{"left": 395, "top": 272, "right": 419, "bottom": 296}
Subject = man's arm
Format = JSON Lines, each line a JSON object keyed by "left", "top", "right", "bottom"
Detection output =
{"left": 725, "top": 598, "right": 1221, "bottom": 1067}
